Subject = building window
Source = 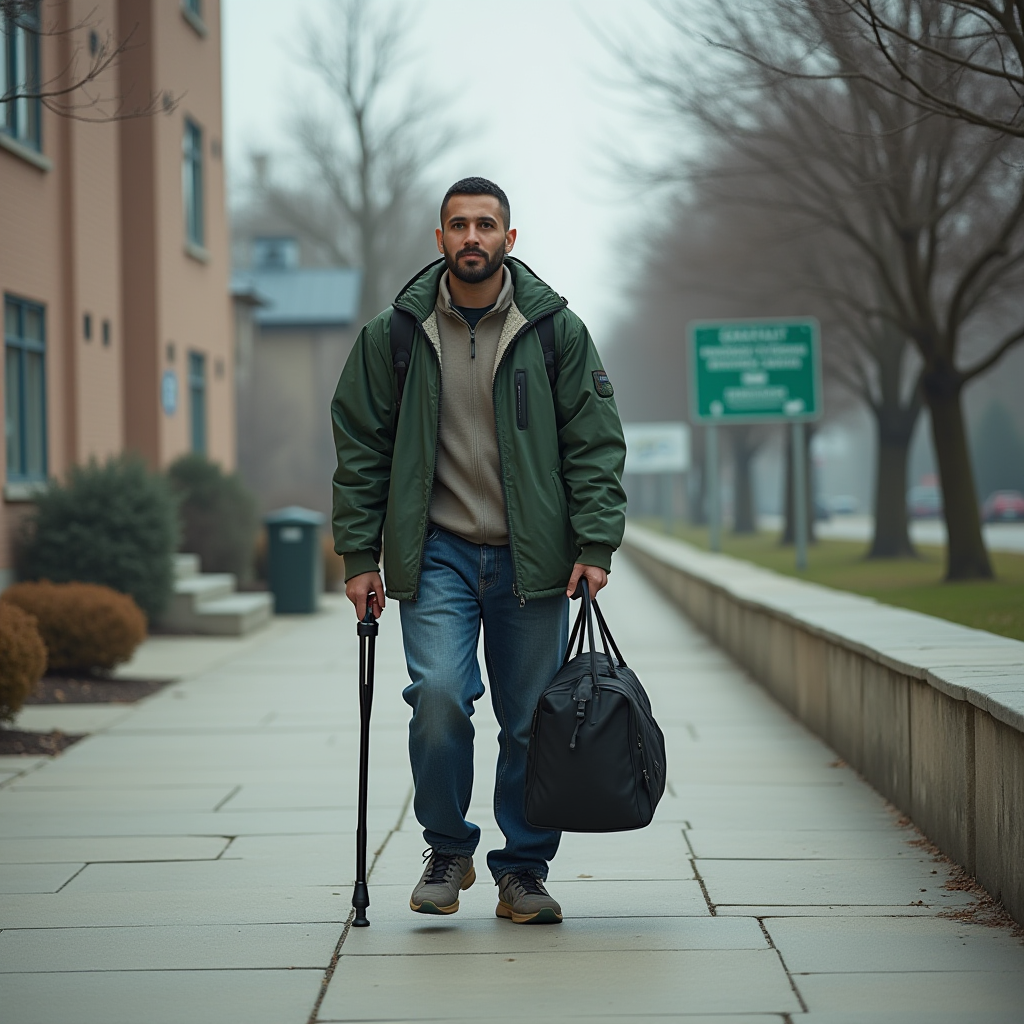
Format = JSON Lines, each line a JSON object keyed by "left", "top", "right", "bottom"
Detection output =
{"left": 252, "top": 236, "right": 300, "bottom": 270}
{"left": 184, "top": 0, "right": 202, "bottom": 17}
{"left": 183, "top": 119, "right": 204, "bottom": 247}
{"left": 4, "top": 295, "right": 47, "bottom": 483}
{"left": 188, "top": 351, "right": 206, "bottom": 455}
{"left": 1, "top": 3, "right": 42, "bottom": 151}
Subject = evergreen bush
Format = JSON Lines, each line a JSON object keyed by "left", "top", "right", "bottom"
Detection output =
{"left": 168, "top": 454, "right": 259, "bottom": 584}
{"left": 17, "top": 456, "right": 178, "bottom": 621}
{"left": 0, "top": 602, "right": 47, "bottom": 723}
{"left": 2, "top": 581, "right": 146, "bottom": 673}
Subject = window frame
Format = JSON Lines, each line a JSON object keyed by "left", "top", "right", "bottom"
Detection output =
{"left": 4, "top": 294, "right": 48, "bottom": 485}
{"left": 188, "top": 350, "right": 207, "bottom": 456}
{"left": 1, "top": 3, "right": 42, "bottom": 152}
{"left": 182, "top": 117, "right": 205, "bottom": 248}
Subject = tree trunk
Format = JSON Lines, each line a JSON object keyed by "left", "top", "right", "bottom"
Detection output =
{"left": 731, "top": 425, "right": 758, "bottom": 534}
{"left": 867, "top": 405, "right": 919, "bottom": 559}
{"left": 780, "top": 424, "right": 816, "bottom": 546}
{"left": 922, "top": 370, "right": 993, "bottom": 580}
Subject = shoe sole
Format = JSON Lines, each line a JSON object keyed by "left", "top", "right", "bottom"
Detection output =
{"left": 410, "top": 865, "right": 476, "bottom": 915}
{"left": 496, "top": 900, "right": 562, "bottom": 924}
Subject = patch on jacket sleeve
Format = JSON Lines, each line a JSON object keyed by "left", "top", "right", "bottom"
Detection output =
{"left": 592, "top": 369, "right": 614, "bottom": 398}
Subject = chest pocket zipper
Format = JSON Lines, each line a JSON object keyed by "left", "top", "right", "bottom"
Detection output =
{"left": 515, "top": 369, "right": 528, "bottom": 430}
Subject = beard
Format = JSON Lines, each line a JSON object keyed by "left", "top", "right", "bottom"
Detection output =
{"left": 443, "top": 240, "right": 505, "bottom": 284}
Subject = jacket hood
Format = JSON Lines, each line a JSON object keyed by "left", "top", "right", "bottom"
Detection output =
{"left": 394, "top": 256, "right": 564, "bottom": 324}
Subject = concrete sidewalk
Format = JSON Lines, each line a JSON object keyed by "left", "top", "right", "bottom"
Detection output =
{"left": 1, "top": 556, "right": 1023, "bottom": 1023}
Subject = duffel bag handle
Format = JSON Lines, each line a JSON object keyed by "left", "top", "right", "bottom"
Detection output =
{"left": 563, "top": 579, "right": 619, "bottom": 681}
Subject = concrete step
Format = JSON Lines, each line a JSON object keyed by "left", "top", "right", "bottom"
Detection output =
{"left": 157, "top": 561, "right": 271, "bottom": 637}
{"left": 185, "top": 592, "right": 273, "bottom": 637}
{"left": 173, "top": 553, "right": 201, "bottom": 580}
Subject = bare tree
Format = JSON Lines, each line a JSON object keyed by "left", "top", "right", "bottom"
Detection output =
{"left": 832, "top": 1, "right": 1024, "bottom": 139}
{"left": 0, "top": 1, "right": 172, "bottom": 122}
{"left": 614, "top": 0, "right": 1024, "bottom": 580}
{"left": 261, "top": 0, "right": 453, "bottom": 322}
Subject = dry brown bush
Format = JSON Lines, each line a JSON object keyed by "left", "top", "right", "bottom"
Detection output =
{"left": 0, "top": 602, "right": 47, "bottom": 722}
{"left": 1, "top": 581, "right": 146, "bottom": 673}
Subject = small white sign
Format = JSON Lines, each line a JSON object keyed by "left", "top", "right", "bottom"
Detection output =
{"left": 279, "top": 526, "right": 303, "bottom": 543}
{"left": 623, "top": 422, "right": 691, "bottom": 474}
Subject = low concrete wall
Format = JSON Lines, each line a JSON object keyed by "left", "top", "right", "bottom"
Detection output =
{"left": 623, "top": 523, "right": 1024, "bottom": 925}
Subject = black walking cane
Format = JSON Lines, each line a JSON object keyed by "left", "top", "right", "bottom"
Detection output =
{"left": 352, "top": 597, "right": 378, "bottom": 927}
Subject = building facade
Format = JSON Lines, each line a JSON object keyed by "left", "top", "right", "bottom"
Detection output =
{"left": 0, "top": 0, "right": 233, "bottom": 587}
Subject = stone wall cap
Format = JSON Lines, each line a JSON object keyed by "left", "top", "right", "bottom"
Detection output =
{"left": 624, "top": 522, "right": 1024, "bottom": 735}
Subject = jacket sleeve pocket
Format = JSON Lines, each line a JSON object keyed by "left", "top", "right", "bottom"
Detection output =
{"left": 515, "top": 369, "right": 528, "bottom": 430}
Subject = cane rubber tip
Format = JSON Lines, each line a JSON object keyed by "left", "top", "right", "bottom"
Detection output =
{"left": 352, "top": 915, "right": 369, "bottom": 927}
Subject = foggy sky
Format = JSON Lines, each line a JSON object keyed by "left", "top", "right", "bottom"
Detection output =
{"left": 222, "top": 0, "right": 675, "bottom": 345}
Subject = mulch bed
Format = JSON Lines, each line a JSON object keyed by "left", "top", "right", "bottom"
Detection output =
{"left": 1, "top": 676, "right": 173, "bottom": 759}
{"left": 24, "top": 676, "right": 171, "bottom": 705}
{"left": 0, "top": 729, "right": 85, "bottom": 756}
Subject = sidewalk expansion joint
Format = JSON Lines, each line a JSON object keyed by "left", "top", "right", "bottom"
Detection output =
{"left": 757, "top": 918, "right": 808, "bottom": 1015}
{"left": 212, "top": 784, "right": 241, "bottom": 812}
{"left": 306, "top": 784, "right": 415, "bottom": 1024}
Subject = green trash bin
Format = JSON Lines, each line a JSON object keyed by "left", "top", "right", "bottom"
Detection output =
{"left": 265, "top": 506, "right": 325, "bottom": 614}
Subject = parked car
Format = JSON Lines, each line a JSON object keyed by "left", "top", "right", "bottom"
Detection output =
{"left": 981, "top": 490, "right": 1024, "bottom": 523}
{"left": 907, "top": 484, "right": 943, "bottom": 519}
{"left": 828, "top": 494, "right": 859, "bottom": 515}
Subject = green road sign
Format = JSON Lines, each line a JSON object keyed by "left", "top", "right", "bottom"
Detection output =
{"left": 687, "top": 318, "right": 822, "bottom": 423}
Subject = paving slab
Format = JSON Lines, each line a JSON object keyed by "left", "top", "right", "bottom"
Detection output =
{"left": 318, "top": 949, "right": 801, "bottom": 1020}
{"left": 0, "top": 862, "right": 84, "bottom": 894}
{"left": 0, "top": 969, "right": 322, "bottom": 1024}
{"left": 766, "top": 916, "right": 1024, "bottom": 973}
{"left": 699, "top": 858, "right": 975, "bottom": 908}
{"left": 0, "top": 886, "right": 354, "bottom": 928}
{"left": 797, "top": 970, "right": 1024, "bottom": 1014}
{"left": 686, "top": 828, "right": 917, "bottom": 860}
{"left": 11, "top": 705, "right": 135, "bottom": 733}
{"left": 340, "top": 914, "right": 766, "bottom": 955}
{"left": 0, "top": 835, "right": 229, "bottom": 863}
{"left": 0, "top": 922, "right": 341, "bottom": 972}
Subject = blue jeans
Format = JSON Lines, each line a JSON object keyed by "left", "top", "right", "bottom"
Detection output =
{"left": 399, "top": 526, "right": 568, "bottom": 881}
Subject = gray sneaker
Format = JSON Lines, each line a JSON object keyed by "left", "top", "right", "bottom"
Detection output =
{"left": 410, "top": 849, "right": 476, "bottom": 915}
{"left": 495, "top": 871, "right": 563, "bottom": 924}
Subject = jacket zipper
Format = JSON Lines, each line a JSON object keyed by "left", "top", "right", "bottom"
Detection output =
{"left": 394, "top": 303, "right": 442, "bottom": 602}
{"left": 492, "top": 300, "right": 568, "bottom": 605}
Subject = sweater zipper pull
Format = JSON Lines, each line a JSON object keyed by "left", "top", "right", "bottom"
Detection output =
{"left": 470, "top": 326, "right": 476, "bottom": 359}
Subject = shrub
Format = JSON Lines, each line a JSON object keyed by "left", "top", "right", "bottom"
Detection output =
{"left": 0, "top": 602, "right": 47, "bottom": 723}
{"left": 17, "top": 456, "right": 178, "bottom": 621}
{"left": 1, "top": 581, "right": 146, "bottom": 674}
{"left": 168, "top": 454, "right": 259, "bottom": 584}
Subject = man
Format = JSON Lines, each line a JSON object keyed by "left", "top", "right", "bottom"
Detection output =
{"left": 331, "top": 177, "right": 626, "bottom": 924}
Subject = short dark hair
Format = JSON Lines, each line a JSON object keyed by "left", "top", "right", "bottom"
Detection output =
{"left": 440, "top": 177, "right": 511, "bottom": 230}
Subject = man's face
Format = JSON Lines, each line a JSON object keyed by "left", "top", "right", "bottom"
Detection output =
{"left": 436, "top": 195, "right": 516, "bottom": 285}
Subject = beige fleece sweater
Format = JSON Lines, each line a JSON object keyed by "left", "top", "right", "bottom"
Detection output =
{"left": 428, "top": 267, "right": 515, "bottom": 546}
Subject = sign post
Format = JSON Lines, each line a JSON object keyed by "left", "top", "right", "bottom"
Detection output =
{"left": 622, "top": 423, "right": 691, "bottom": 535}
{"left": 706, "top": 424, "right": 720, "bottom": 552}
{"left": 687, "top": 319, "right": 822, "bottom": 568}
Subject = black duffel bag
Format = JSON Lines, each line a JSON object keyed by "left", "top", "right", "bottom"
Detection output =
{"left": 525, "top": 580, "right": 666, "bottom": 832}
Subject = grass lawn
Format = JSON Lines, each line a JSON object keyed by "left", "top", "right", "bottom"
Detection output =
{"left": 639, "top": 520, "right": 1024, "bottom": 643}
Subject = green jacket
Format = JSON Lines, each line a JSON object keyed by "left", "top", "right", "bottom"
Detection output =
{"left": 331, "top": 257, "right": 627, "bottom": 601}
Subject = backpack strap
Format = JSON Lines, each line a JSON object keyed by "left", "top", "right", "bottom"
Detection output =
{"left": 389, "top": 307, "right": 418, "bottom": 409}
{"left": 536, "top": 312, "right": 557, "bottom": 391}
